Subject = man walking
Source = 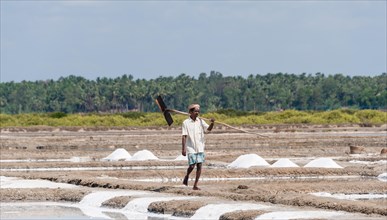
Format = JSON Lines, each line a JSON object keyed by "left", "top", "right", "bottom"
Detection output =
{"left": 181, "top": 104, "right": 215, "bottom": 190}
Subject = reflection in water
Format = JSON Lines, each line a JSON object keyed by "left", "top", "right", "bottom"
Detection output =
{"left": 0, "top": 203, "right": 90, "bottom": 220}
{"left": 0, "top": 202, "right": 182, "bottom": 220}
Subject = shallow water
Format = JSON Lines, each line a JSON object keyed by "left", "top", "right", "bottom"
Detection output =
{"left": 0, "top": 203, "right": 96, "bottom": 220}
{"left": 79, "top": 190, "right": 151, "bottom": 207}
{"left": 0, "top": 201, "right": 186, "bottom": 220}
{"left": 2, "top": 190, "right": 384, "bottom": 220}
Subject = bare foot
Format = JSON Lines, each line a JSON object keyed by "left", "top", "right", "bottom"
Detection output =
{"left": 193, "top": 186, "right": 201, "bottom": 190}
{"left": 183, "top": 176, "right": 188, "bottom": 186}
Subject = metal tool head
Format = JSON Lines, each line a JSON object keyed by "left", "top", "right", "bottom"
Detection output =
{"left": 155, "top": 95, "right": 167, "bottom": 112}
{"left": 155, "top": 95, "right": 174, "bottom": 126}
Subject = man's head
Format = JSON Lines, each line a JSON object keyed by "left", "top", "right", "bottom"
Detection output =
{"left": 188, "top": 104, "right": 200, "bottom": 119}
{"left": 188, "top": 104, "right": 200, "bottom": 113}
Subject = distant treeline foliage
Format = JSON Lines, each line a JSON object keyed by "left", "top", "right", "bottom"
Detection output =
{"left": 0, "top": 72, "right": 386, "bottom": 114}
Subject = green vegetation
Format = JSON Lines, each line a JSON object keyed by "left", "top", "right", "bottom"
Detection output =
{"left": 0, "top": 109, "right": 385, "bottom": 127}
{"left": 0, "top": 72, "right": 386, "bottom": 114}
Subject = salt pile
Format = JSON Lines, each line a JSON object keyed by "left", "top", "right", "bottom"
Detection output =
{"left": 304, "top": 158, "right": 343, "bottom": 168}
{"left": 102, "top": 149, "right": 159, "bottom": 161}
{"left": 101, "top": 148, "right": 131, "bottom": 161}
{"left": 228, "top": 154, "right": 270, "bottom": 168}
{"left": 271, "top": 158, "right": 299, "bottom": 168}
{"left": 377, "top": 173, "right": 387, "bottom": 182}
{"left": 130, "top": 150, "right": 159, "bottom": 161}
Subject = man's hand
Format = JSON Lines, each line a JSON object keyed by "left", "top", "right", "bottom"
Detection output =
{"left": 207, "top": 118, "right": 215, "bottom": 132}
{"left": 182, "top": 135, "right": 187, "bottom": 156}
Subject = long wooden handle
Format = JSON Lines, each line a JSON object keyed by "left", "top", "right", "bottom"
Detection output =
{"left": 167, "top": 109, "right": 269, "bottom": 138}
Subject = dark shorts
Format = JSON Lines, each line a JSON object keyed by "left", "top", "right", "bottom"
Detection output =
{"left": 188, "top": 152, "right": 205, "bottom": 165}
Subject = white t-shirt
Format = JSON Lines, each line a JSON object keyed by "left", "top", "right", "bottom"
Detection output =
{"left": 182, "top": 117, "right": 210, "bottom": 153}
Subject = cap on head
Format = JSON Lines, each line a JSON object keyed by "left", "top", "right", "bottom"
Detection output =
{"left": 188, "top": 104, "right": 200, "bottom": 112}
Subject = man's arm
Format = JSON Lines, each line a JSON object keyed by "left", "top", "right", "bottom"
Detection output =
{"left": 182, "top": 135, "right": 187, "bottom": 156}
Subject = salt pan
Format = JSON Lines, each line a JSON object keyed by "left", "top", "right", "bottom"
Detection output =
{"left": 70, "top": 156, "right": 91, "bottom": 162}
{"left": 123, "top": 196, "right": 190, "bottom": 213}
{"left": 310, "top": 192, "right": 387, "bottom": 200}
{"left": 228, "top": 154, "right": 270, "bottom": 168}
{"left": 271, "top": 158, "right": 299, "bottom": 168}
{"left": 0, "top": 176, "right": 78, "bottom": 189}
{"left": 255, "top": 210, "right": 345, "bottom": 219}
{"left": 304, "top": 158, "right": 343, "bottom": 169}
{"left": 102, "top": 148, "right": 131, "bottom": 161}
{"left": 192, "top": 203, "right": 268, "bottom": 219}
{"left": 377, "top": 173, "right": 387, "bottom": 182}
{"left": 350, "top": 160, "right": 387, "bottom": 165}
{"left": 79, "top": 190, "right": 149, "bottom": 207}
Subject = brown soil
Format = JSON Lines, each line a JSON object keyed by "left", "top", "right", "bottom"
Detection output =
{"left": 0, "top": 188, "right": 90, "bottom": 202}
{"left": 102, "top": 196, "right": 133, "bottom": 209}
{"left": 1, "top": 124, "right": 386, "bottom": 219}
{"left": 148, "top": 199, "right": 208, "bottom": 217}
{"left": 219, "top": 210, "right": 268, "bottom": 220}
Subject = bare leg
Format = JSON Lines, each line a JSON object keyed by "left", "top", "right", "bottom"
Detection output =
{"left": 183, "top": 164, "right": 195, "bottom": 186}
{"left": 193, "top": 163, "right": 202, "bottom": 190}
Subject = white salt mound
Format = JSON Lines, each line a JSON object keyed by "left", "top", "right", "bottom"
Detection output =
{"left": 102, "top": 148, "right": 131, "bottom": 161}
{"left": 228, "top": 154, "right": 270, "bottom": 168}
{"left": 271, "top": 158, "right": 299, "bottom": 168}
{"left": 304, "top": 158, "right": 343, "bottom": 168}
{"left": 377, "top": 173, "right": 387, "bottom": 182}
{"left": 174, "top": 155, "right": 187, "bottom": 161}
{"left": 129, "top": 150, "right": 159, "bottom": 161}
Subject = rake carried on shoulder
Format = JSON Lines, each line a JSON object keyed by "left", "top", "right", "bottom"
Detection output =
{"left": 155, "top": 95, "right": 269, "bottom": 138}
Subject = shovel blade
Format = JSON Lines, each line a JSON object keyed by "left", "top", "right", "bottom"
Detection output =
{"left": 155, "top": 95, "right": 167, "bottom": 112}
{"left": 155, "top": 95, "right": 174, "bottom": 126}
{"left": 164, "top": 111, "right": 174, "bottom": 126}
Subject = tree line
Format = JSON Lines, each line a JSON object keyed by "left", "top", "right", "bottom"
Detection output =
{"left": 0, "top": 72, "right": 386, "bottom": 114}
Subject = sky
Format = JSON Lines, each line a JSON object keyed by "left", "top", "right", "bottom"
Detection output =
{"left": 1, "top": 0, "right": 386, "bottom": 82}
